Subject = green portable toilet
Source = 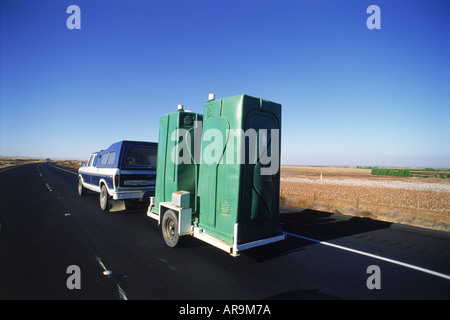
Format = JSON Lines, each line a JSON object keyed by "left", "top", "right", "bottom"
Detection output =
{"left": 148, "top": 94, "right": 284, "bottom": 255}
{"left": 197, "top": 94, "right": 282, "bottom": 245}
{"left": 151, "top": 107, "right": 203, "bottom": 215}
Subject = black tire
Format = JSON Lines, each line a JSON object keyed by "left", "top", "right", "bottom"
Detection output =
{"left": 99, "top": 184, "right": 110, "bottom": 211}
{"left": 78, "top": 178, "right": 86, "bottom": 196}
{"left": 161, "top": 210, "right": 179, "bottom": 247}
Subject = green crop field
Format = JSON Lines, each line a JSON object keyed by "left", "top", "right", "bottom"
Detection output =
{"left": 369, "top": 167, "right": 450, "bottom": 179}
{"left": 371, "top": 168, "right": 412, "bottom": 177}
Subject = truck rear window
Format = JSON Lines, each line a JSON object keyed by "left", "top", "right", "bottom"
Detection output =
{"left": 125, "top": 147, "right": 157, "bottom": 168}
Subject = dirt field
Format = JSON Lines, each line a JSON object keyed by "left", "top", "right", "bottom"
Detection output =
{"left": 53, "top": 160, "right": 84, "bottom": 169}
{"left": 0, "top": 157, "right": 84, "bottom": 170}
{"left": 280, "top": 166, "right": 450, "bottom": 232}
{"left": 0, "top": 157, "right": 45, "bottom": 168}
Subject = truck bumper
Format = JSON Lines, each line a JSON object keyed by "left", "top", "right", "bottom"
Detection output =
{"left": 112, "top": 188, "right": 154, "bottom": 200}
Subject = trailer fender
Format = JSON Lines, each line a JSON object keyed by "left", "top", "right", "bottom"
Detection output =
{"left": 159, "top": 202, "right": 192, "bottom": 236}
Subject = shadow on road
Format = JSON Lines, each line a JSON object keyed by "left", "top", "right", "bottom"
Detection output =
{"left": 245, "top": 206, "right": 392, "bottom": 262}
{"left": 280, "top": 206, "right": 393, "bottom": 241}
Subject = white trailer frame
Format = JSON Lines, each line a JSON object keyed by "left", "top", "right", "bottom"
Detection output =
{"left": 147, "top": 192, "right": 285, "bottom": 257}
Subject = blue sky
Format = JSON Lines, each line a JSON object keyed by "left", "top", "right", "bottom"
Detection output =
{"left": 1, "top": 0, "right": 449, "bottom": 167}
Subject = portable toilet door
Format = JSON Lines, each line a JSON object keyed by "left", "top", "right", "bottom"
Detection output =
{"left": 197, "top": 94, "right": 282, "bottom": 246}
{"left": 240, "top": 99, "right": 282, "bottom": 244}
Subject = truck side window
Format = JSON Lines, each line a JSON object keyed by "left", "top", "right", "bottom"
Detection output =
{"left": 101, "top": 153, "right": 108, "bottom": 165}
{"left": 87, "top": 155, "right": 94, "bottom": 167}
{"left": 106, "top": 152, "right": 116, "bottom": 165}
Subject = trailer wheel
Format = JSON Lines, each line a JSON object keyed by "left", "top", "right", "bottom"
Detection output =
{"left": 99, "top": 184, "right": 110, "bottom": 211}
{"left": 162, "top": 210, "right": 179, "bottom": 247}
{"left": 78, "top": 178, "right": 86, "bottom": 196}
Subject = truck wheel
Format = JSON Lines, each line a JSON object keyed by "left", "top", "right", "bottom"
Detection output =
{"left": 162, "top": 210, "right": 179, "bottom": 247}
{"left": 100, "top": 184, "right": 110, "bottom": 211}
{"left": 78, "top": 178, "right": 86, "bottom": 196}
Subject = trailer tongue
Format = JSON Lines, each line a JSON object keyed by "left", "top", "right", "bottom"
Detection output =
{"left": 147, "top": 94, "right": 285, "bottom": 256}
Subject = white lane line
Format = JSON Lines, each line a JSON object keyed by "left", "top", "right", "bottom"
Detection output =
{"left": 95, "top": 256, "right": 128, "bottom": 300}
{"left": 48, "top": 163, "right": 78, "bottom": 175}
{"left": 95, "top": 256, "right": 109, "bottom": 273}
{"left": 117, "top": 284, "right": 128, "bottom": 300}
{"left": 37, "top": 165, "right": 42, "bottom": 177}
{"left": 283, "top": 231, "right": 450, "bottom": 281}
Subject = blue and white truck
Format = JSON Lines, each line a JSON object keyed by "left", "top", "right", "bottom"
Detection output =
{"left": 78, "top": 140, "right": 157, "bottom": 211}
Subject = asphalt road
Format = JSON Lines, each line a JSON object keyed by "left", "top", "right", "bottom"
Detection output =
{"left": 1, "top": 163, "right": 450, "bottom": 301}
